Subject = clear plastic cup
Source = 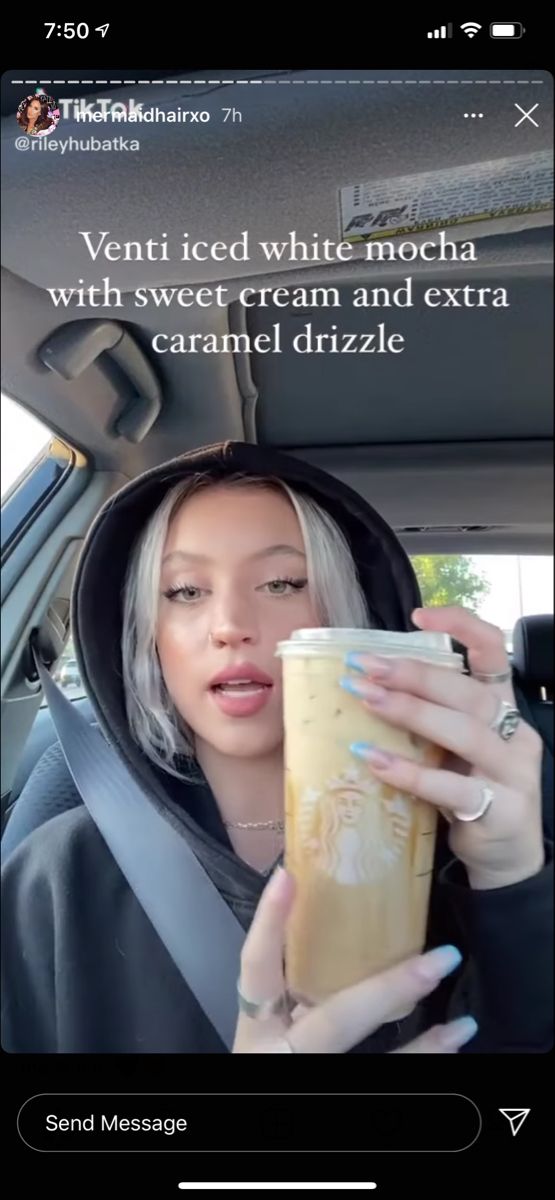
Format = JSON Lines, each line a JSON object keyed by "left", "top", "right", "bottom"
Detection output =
{"left": 275, "top": 628, "right": 464, "bottom": 1004}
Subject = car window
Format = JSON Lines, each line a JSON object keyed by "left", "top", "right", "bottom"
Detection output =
{"left": 1, "top": 393, "right": 52, "bottom": 500}
{"left": 49, "top": 635, "right": 86, "bottom": 704}
{"left": 411, "top": 554, "right": 554, "bottom": 651}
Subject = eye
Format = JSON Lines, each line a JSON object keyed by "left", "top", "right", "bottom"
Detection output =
{"left": 162, "top": 584, "right": 205, "bottom": 603}
{"left": 261, "top": 577, "right": 308, "bottom": 596}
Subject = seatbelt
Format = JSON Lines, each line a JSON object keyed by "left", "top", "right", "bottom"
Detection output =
{"left": 34, "top": 654, "right": 245, "bottom": 1051}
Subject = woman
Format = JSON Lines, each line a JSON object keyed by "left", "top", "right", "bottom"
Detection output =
{"left": 1, "top": 441, "right": 552, "bottom": 1052}
{"left": 16, "top": 95, "right": 56, "bottom": 136}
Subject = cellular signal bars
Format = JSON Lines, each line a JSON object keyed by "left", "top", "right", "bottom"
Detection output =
{"left": 427, "top": 24, "right": 453, "bottom": 38}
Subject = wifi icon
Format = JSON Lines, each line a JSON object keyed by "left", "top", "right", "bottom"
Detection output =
{"left": 461, "top": 21, "right": 482, "bottom": 37}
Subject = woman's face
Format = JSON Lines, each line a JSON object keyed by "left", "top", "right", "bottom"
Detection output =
{"left": 26, "top": 100, "right": 42, "bottom": 122}
{"left": 336, "top": 791, "right": 364, "bottom": 825}
{"left": 157, "top": 485, "right": 318, "bottom": 760}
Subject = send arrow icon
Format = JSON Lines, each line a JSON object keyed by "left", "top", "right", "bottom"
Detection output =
{"left": 499, "top": 1109, "right": 531, "bottom": 1136}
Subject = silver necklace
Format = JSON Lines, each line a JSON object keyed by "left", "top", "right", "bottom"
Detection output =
{"left": 223, "top": 819, "right": 285, "bottom": 832}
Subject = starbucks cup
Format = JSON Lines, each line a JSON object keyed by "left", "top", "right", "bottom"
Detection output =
{"left": 275, "top": 628, "right": 464, "bottom": 1005}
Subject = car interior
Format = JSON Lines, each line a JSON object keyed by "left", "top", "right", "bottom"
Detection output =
{"left": 1, "top": 69, "right": 553, "bottom": 859}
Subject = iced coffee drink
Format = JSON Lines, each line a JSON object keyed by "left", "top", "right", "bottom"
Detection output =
{"left": 276, "top": 628, "right": 464, "bottom": 1004}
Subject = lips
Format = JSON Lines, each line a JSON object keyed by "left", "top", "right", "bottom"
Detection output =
{"left": 208, "top": 663, "right": 274, "bottom": 718}
{"left": 208, "top": 663, "right": 274, "bottom": 689}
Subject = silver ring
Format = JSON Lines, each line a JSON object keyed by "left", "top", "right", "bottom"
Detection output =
{"left": 237, "top": 981, "right": 288, "bottom": 1021}
{"left": 489, "top": 698, "right": 521, "bottom": 740}
{"left": 454, "top": 784, "right": 494, "bottom": 824}
{"left": 473, "top": 669, "right": 512, "bottom": 684}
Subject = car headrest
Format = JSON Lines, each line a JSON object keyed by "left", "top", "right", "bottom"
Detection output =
{"left": 512, "top": 615, "right": 554, "bottom": 694}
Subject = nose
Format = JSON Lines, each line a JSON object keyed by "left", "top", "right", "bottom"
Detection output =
{"left": 208, "top": 594, "right": 258, "bottom": 649}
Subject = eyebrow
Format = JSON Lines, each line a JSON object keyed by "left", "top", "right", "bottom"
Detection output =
{"left": 162, "top": 543, "right": 307, "bottom": 567}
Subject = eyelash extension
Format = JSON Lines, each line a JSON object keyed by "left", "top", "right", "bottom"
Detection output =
{"left": 268, "top": 576, "right": 308, "bottom": 591}
{"left": 162, "top": 577, "right": 308, "bottom": 601}
{"left": 162, "top": 584, "right": 198, "bottom": 599}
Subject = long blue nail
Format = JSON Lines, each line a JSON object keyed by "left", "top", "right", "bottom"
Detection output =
{"left": 418, "top": 945, "right": 463, "bottom": 981}
{"left": 440, "top": 1016, "right": 479, "bottom": 1050}
{"left": 351, "top": 741, "right": 372, "bottom": 757}
{"left": 340, "top": 677, "right": 387, "bottom": 704}
{"left": 345, "top": 652, "right": 367, "bottom": 673}
{"left": 340, "top": 676, "right": 365, "bottom": 696}
{"left": 350, "top": 742, "right": 395, "bottom": 768}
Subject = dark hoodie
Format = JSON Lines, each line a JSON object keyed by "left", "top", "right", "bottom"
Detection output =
{"left": 1, "top": 441, "right": 553, "bottom": 1053}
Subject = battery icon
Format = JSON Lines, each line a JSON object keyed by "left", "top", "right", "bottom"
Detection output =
{"left": 490, "top": 22, "right": 525, "bottom": 37}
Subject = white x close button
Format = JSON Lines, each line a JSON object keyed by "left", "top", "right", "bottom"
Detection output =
{"left": 514, "top": 103, "right": 540, "bottom": 127}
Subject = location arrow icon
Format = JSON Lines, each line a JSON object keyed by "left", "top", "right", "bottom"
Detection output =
{"left": 499, "top": 1109, "right": 531, "bottom": 1136}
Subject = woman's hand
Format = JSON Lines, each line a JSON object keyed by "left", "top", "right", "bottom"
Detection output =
{"left": 233, "top": 868, "right": 478, "bottom": 1054}
{"left": 344, "top": 605, "right": 545, "bottom": 890}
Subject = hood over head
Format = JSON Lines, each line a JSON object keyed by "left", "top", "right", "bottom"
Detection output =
{"left": 71, "top": 441, "right": 422, "bottom": 851}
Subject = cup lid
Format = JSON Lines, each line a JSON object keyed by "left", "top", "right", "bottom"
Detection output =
{"left": 276, "top": 627, "right": 464, "bottom": 668}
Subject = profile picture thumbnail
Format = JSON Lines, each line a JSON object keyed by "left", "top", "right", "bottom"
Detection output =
{"left": 16, "top": 92, "right": 60, "bottom": 137}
